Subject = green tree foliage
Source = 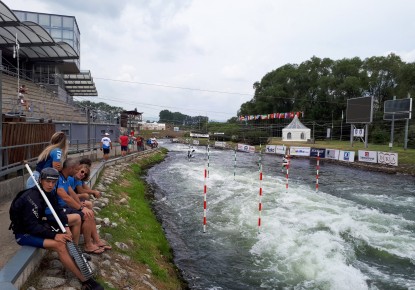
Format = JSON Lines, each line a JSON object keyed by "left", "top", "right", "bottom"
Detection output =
{"left": 74, "top": 100, "right": 124, "bottom": 114}
{"left": 239, "top": 53, "right": 412, "bottom": 125}
{"left": 159, "top": 110, "right": 208, "bottom": 131}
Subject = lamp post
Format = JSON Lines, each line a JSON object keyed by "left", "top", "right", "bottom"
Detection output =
{"left": 13, "top": 33, "right": 20, "bottom": 96}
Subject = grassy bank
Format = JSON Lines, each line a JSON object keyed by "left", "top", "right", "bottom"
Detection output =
{"left": 98, "top": 149, "right": 185, "bottom": 289}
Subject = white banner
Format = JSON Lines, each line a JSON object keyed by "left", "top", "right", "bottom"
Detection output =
{"left": 237, "top": 143, "right": 255, "bottom": 153}
{"left": 325, "top": 149, "right": 340, "bottom": 160}
{"left": 289, "top": 147, "right": 311, "bottom": 156}
{"left": 338, "top": 151, "right": 355, "bottom": 162}
{"left": 378, "top": 152, "right": 398, "bottom": 166}
{"left": 276, "top": 145, "right": 286, "bottom": 155}
{"left": 354, "top": 128, "right": 365, "bottom": 137}
{"left": 358, "top": 150, "right": 377, "bottom": 163}
{"left": 190, "top": 133, "right": 209, "bottom": 138}
{"left": 214, "top": 141, "right": 226, "bottom": 148}
{"left": 193, "top": 140, "right": 200, "bottom": 145}
{"left": 265, "top": 145, "right": 276, "bottom": 154}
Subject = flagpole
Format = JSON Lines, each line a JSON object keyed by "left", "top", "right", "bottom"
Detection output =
{"left": 340, "top": 110, "right": 343, "bottom": 141}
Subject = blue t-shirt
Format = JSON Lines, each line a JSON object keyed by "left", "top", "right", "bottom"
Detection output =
{"left": 56, "top": 174, "right": 71, "bottom": 208}
{"left": 36, "top": 148, "right": 62, "bottom": 172}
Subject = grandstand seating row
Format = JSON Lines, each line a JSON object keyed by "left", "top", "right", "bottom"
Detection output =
{"left": 1, "top": 73, "right": 87, "bottom": 123}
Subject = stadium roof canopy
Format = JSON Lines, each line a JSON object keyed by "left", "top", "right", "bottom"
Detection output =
{"left": 0, "top": 2, "right": 78, "bottom": 60}
{"left": 64, "top": 71, "right": 98, "bottom": 96}
{"left": 0, "top": 1, "right": 97, "bottom": 96}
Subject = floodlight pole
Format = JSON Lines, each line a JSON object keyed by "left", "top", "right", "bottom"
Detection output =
{"left": 404, "top": 93, "right": 411, "bottom": 150}
{"left": 389, "top": 96, "right": 396, "bottom": 150}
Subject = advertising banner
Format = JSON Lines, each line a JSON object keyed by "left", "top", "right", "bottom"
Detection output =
{"left": 338, "top": 151, "right": 355, "bottom": 162}
{"left": 310, "top": 148, "right": 326, "bottom": 158}
{"left": 325, "top": 149, "right": 340, "bottom": 160}
{"left": 193, "top": 140, "right": 200, "bottom": 145}
{"left": 190, "top": 133, "right": 209, "bottom": 138}
{"left": 358, "top": 150, "right": 377, "bottom": 163}
{"left": 237, "top": 143, "right": 256, "bottom": 153}
{"left": 378, "top": 152, "right": 398, "bottom": 166}
{"left": 214, "top": 141, "right": 226, "bottom": 148}
{"left": 276, "top": 145, "right": 286, "bottom": 155}
{"left": 289, "top": 147, "right": 311, "bottom": 156}
{"left": 265, "top": 145, "right": 276, "bottom": 154}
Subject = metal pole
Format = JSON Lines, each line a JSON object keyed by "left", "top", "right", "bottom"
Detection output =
{"left": 390, "top": 96, "right": 396, "bottom": 150}
{"left": 350, "top": 124, "right": 354, "bottom": 147}
{"left": 365, "top": 124, "right": 369, "bottom": 148}
{"left": 404, "top": 93, "right": 411, "bottom": 150}
{"left": 87, "top": 107, "right": 91, "bottom": 150}
{"left": 0, "top": 50, "right": 3, "bottom": 169}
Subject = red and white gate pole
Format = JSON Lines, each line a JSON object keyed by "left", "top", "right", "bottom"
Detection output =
{"left": 316, "top": 152, "right": 320, "bottom": 192}
{"left": 285, "top": 155, "right": 290, "bottom": 193}
{"left": 203, "top": 163, "right": 207, "bottom": 233}
{"left": 258, "top": 164, "right": 263, "bottom": 233}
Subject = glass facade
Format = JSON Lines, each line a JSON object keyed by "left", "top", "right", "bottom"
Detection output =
{"left": 13, "top": 10, "right": 80, "bottom": 65}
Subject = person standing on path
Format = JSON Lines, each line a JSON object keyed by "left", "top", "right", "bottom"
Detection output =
{"left": 100, "top": 133, "right": 112, "bottom": 162}
{"left": 119, "top": 132, "right": 129, "bottom": 157}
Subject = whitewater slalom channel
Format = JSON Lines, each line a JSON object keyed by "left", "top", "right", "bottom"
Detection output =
{"left": 146, "top": 141, "right": 415, "bottom": 290}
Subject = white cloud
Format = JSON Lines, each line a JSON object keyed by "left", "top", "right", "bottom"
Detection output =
{"left": 3, "top": 0, "right": 415, "bottom": 121}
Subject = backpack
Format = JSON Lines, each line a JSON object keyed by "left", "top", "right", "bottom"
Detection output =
{"left": 9, "top": 189, "right": 29, "bottom": 233}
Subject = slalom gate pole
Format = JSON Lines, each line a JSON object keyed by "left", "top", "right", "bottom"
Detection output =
{"left": 258, "top": 164, "right": 263, "bottom": 233}
{"left": 203, "top": 161, "right": 207, "bottom": 233}
{"left": 316, "top": 152, "right": 320, "bottom": 192}
{"left": 285, "top": 155, "right": 290, "bottom": 193}
{"left": 258, "top": 144, "right": 262, "bottom": 172}
{"left": 233, "top": 147, "right": 237, "bottom": 180}
{"left": 207, "top": 142, "right": 210, "bottom": 178}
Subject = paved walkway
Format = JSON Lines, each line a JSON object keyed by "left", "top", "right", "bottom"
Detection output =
{"left": 0, "top": 200, "right": 19, "bottom": 269}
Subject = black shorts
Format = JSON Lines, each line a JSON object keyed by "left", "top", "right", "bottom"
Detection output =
{"left": 103, "top": 148, "right": 110, "bottom": 154}
{"left": 121, "top": 145, "right": 128, "bottom": 151}
{"left": 46, "top": 207, "right": 84, "bottom": 221}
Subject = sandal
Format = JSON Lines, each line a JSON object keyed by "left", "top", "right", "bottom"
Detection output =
{"left": 84, "top": 247, "right": 104, "bottom": 254}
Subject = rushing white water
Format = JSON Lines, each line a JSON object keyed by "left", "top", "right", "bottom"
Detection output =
{"left": 146, "top": 141, "right": 415, "bottom": 290}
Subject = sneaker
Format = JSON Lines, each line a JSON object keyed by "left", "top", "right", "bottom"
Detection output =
{"left": 82, "top": 278, "right": 104, "bottom": 290}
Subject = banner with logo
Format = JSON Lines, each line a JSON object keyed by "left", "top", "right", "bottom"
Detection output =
{"left": 378, "top": 152, "right": 398, "bottom": 166}
{"left": 289, "top": 147, "right": 311, "bottom": 156}
{"left": 237, "top": 143, "right": 256, "bottom": 153}
{"left": 265, "top": 145, "right": 276, "bottom": 154}
{"left": 338, "top": 151, "right": 355, "bottom": 162}
{"left": 214, "top": 141, "right": 226, "bottom": 148}
{"left": 275, "top": 145, "right": 286, "bottom": 155}
{"left": 358, "top": 150, "right": 377, "bottom": 163}
{"left": 325, "top": 149, "right": 340, "bottom": 160}
{"left": 190, "top": 133, "right": 209, "bottom": 138}
{"left": 310, "top": 148, "right": 326, "bottom": 158}
{"left": 193, "top": 140, "right": 200, "bottom": 145}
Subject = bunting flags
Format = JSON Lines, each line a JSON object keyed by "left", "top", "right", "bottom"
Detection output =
{"left": 238, "top": 111, "right": 304, "bottom": 121}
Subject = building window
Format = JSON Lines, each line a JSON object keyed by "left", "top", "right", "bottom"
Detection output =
{"left": 301, "top": 132, "right": 305, "bottom": 139}
{"left": 63, "top": 17, "right": 74, "bottom": 29}
{"left": 26, "top": 13, "right": 38, "bottom": 22}
{"left": 51, "top": 15, "right": 62, "bottom": 28}
{"left": 39, "top": 14, "right": 50, "bottom": 26}
{"left": 62, "top": 30, "right": 73, "bottom": 39}
{"left": 287, "top": 132, "right": 292, "bottom": 140}
{"left": 51, "top": 28, "right": 62, "bottom": 39}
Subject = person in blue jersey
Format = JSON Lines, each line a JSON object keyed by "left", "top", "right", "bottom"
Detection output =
{"left": 26, "top": 131, "right": 68, "bottom": 189}
{"left": 73, "top": 163, "right": 101, "bottom": 201}
{"left": 10, "top": 168, "right": 104, "bottom": 290}
{"left": 100, "top": 133, "right": 112, "bottom": 162}
{"left": 56, "top": 158, "right": 109, "bottom": 254}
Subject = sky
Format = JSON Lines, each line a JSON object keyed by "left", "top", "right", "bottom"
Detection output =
{"left": 3, "top": 0, "right": 415, "bottom": 122}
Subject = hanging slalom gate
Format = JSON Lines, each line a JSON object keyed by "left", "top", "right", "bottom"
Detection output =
{"left": 285, "top": 155, "right": 290, "bottom": 193}
{"left": 195, "top": 145, "right": 322, "bottom": 233}
{"left": 316, "top": 152, "right": 320, "bottom": 192}
{"left": 257, "top": 163, "right": 263, "bottom": 233}
{"left": 203, "top": 162, "right": 208, "bottom": 233}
